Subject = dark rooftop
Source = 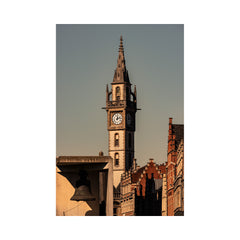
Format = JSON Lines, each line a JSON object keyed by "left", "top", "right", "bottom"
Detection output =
{"left": 172, "top": 124, "right": 184, "bottom": 150}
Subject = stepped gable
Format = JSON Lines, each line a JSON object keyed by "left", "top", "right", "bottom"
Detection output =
{"left": 131, "top": 166, "right": 145, "bottom": 183}
{"left": 158, "top": 163, "right": 167, "bottom": 174}
{"left": 132, "top": 159, "right": 163, "bottom": 197}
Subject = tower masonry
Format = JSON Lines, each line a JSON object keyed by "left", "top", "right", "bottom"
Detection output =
{"left": 105, "top": 36, "right": 138, "bottom": 189}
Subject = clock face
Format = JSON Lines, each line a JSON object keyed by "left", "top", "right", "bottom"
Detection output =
{"left": 112, "top": 113, "right": 122, "bottom": 125}
{"left": 127, "top": 113, "right": 132, "bottom": 125}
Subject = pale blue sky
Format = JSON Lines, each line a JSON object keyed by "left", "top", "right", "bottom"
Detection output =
{"left": 56, "top": 24, "right": 183, "bottom": 166}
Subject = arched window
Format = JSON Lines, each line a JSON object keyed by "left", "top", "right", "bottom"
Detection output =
{"left": 115, "top": 153, "right": 119, "bottom": 166}
{"left": 128, "top": 133, "right": 131, "bottom": 148}
{"left": 115, "top": 133, "right": 119, "bottom": 146}
{"left": 116, "top": 87, "right": 120, "bottom": 101}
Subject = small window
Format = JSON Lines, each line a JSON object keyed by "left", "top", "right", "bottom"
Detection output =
{"left": 115, "top": 153, "right": 119, "bottom": 166}
{"left": 115, "top": 133, "right": 119, "bottom": 146}
{"left": 116, "top": 87, "right": 120, "bottom": 101}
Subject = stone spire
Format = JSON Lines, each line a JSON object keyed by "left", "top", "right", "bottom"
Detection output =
{"left": 113, "top": 36, "right": 129, "bottom": 83}
{"left": 119, "top": 35, "right": 124, "bottom": 53}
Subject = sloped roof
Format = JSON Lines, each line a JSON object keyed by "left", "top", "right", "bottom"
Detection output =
{"left": 131, "top": 166, "right": 145, "bottom": 183}
{"left": 154, "top": 179, "right": 163, "bottom": 190}
{"left": 172, "top": 124, "right": 184, "bottom": 150}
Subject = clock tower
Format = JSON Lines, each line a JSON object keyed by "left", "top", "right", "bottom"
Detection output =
{"left": 105, "top": 36, "right": 138, "bottom": 189}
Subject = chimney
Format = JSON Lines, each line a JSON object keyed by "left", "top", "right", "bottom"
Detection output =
{"left": 169, "top": 117, "right": 173, "bottom": 124}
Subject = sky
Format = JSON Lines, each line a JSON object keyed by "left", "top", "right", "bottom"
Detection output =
{"left": 56, "top": 24, "right": 183, "bottom": 167}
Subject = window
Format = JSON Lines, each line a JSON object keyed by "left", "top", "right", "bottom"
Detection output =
{"left": 115, "top": 153, "right": 119, "bottom": 166}
{"left": 115, "top": 133, "right": 119, "bottom": 146}
{"left": 116, "top": 87, "right": 120, "bottom": 101}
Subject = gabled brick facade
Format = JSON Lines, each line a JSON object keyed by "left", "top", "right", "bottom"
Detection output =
{"left": 119, "top": 159, "right": 166, "bottom": 216}
{"left": 174, "top": 139, "right": 184, "bottom": 215}
{"left": 166, "top": 118, "right": 184, "bottom": 216}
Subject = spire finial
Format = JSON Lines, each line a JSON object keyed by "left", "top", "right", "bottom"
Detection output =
{"left": 119, "top": 35, "right": 124, "bottom": 52}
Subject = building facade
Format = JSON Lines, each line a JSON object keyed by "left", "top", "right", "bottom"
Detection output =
{"left": 161, "top": 172, "right": 168, "bottom": 216}
{"left": 56, "top": 153, "right": 113, "bottom": 216}
{"left": 166, "top": 118, "right": 184, "bottom": 216}
{"left": 174, "top": 139, "right": 184, "bottom": 215}
{"left": 119, "top": 158, "right": 167, "bottom": 216}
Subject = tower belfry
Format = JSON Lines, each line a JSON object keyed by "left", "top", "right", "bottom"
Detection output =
{"left": 104, "top": 36, "right": 138, "bottom": 189}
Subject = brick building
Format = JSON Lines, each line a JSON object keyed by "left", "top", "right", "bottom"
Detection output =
{"left": 174, "top": 139, "right": 184, "bottom": 215}
{"left": 119, "top": 158, "right": 166, "bottom": 216}
{"left": 166, "top": 118, "right": 184, "bottom": 216}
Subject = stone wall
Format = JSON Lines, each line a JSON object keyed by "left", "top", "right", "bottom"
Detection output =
{"left": 56, "top": 167, "right": 99, "bottom": 216}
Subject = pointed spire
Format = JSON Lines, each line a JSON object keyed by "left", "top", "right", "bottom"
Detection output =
{"left": 112, "top": 36, "right": 129, "bottom": 83}
{"left": 119, "top": 35, "right": 124, "bottom": 53}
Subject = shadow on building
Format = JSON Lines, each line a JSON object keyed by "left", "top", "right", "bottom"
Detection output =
{"left": 135, "top": 173, "right": 162, "bottom": 216}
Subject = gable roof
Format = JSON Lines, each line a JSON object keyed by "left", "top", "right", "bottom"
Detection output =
{"left": 172, "top": 124, "right": 184, "bottom": 149}
{"left": 131, "top": 166, "right": 145, "bottom": 183}
{"left": 131, "top": 160, "right": 166, "bottom": 184}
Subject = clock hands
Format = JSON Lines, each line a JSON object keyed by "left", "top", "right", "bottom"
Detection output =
{"left": 112, "top": 113, "right": 122, "bottom": 125}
